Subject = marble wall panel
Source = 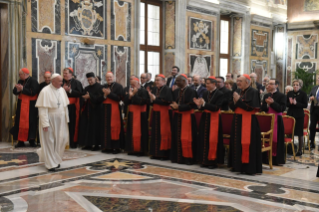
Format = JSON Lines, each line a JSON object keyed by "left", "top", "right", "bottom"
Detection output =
{"left": 287, "top": 69, "right": 292, "bottom": 85}
{"left": 233, "top": 17, "right": 242, "bottom": 57}
{"left": 251, "top": 60, "right": 267, "bottom": 84}
{"left": 296, "top": 61, "right": 317, "bottom": 73}
{"left": 66, "top": 0, "right": 106, "bottom": 38}
{"left": 188, "top": 54, "right": 211, "bottom": 78}
{"left": 111, "top": 46, "right": 130, "bottom": 88}
{"left": 32, "top": 39, "right": 61, "bottom": 83}
{"left": 31, "top": 0, "right": 61, "bottom": 34}
{"left": 164, "top": 52, "right": 175, "bottom": 77}
{"left": 165, "top": 2, "right": 175, "bottom": 49}
{"left": 232, "top": 59, "right": 241, "bottom": 75}
{"left": 189, "top": 17, "right": 213, "bottom": 51}
{"left": 288, "top": 0, "right": 319, "bottom": 22}
{"left": 296, "top": 34, "right": 318, "bottom": 60}
{"left": 304, "top": 0, "right": 319, "bottom": 11}
{"left": 65, "top": 42, "right": 107, "bottom": 87}
{"left": 287, "top": 37, "right": 292, "bottom": 70}
{"left": 111, "top": 0, "right": 131, "bottom": 42}
{"left": 251, "top": 29, "right": 269, "bottom": 59}
{"left": 276, "top": 62, "right": 283, "bottom": 88}
{"left": 1, "top": 5, "right": 9, "bottom": 142}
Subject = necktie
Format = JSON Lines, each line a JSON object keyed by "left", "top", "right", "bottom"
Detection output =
{"left": 171, "top": 77, "right": 175, "bottom": 88}
{"left": 316, "top": 88, "right": 319, "bottom": 105}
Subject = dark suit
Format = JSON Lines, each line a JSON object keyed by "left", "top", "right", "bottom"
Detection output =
{"left": 166, "top": 76, "right": 177, "bottom": 88}
{"left": 190, "top": 84, "right": 206, "bottom": 98}
{"left": 219, "top": 86, "right": 232, "bottom": 111}
{"left": 144, "top": 81, "right": 154, "bottom": 89}
{"left": 256, "top": 82, "right": 262, "bottom": 92}
{"left": 287, "top": 90, "right": 308, "bottom": 136}
{"left": 309, "top": 85, "right": 319, "bottom": 145}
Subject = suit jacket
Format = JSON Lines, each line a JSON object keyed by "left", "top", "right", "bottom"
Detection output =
{"left": 144, "top": 81, "right": 154, "bottom": 89}
{"left": 166, "top": 76, "right": 177, "bottom": 88}
{"left": 190, "top": 84, "right": 206, "bottom": 98}
{"left": 261, "top": 92, "right": 286, "bottom": 113}
{"left": 219, "top": 86, "right": 232, "bottom": 111}
{"left": 287, "top": 90, "right": 308, "bottom": 118}
{"left": 256, "top": 82, "right": 262, "bottom": 92}
{"left": 309, "top": 85, "right": 319, "bottom": 113}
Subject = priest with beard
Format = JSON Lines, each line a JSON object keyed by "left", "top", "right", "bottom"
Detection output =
{"left": 79, "top": 72, "right": 104, "bottom": 151}
{"left": 39, "top": 71, "right": 52, "bottom": 93}
{"left": 101, "top": 72, "right": 125, "bottom": 154}
{"left": 11, "top": 68, "right": 40, "bottom": 148}
{"left": 228, "top": 74, "right": 262, "bottom": 175}
{"left": 62, "top": 67, "right": 83, "bottom": 148}
{"left": 193, "top": 76, "right": 224, "bottom": 169}
{"left": 261, "top": 79, "right": 286, "bottom": 165}
{"left": 36, "top": 74, "right": 69, "bottom": 171}
{"left": 170, "top": 74, "right": 197, "bottom": 165}
{"left": 147, "top": 74, "right": 173, "bottom": 160}
{"left": 124, "top": 77, "right": 150, "bottom": 156}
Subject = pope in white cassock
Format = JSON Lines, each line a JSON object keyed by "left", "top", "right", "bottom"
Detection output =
{"left": 35, "top": 73, "right": 70, "bottom": 171}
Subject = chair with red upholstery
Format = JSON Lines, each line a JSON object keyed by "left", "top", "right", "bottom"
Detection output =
{"left": 220, "top": 110, "right": 234, "bottom": 152}
{"left": 283, "top": 111, "right": 287, "bottom": 116}
{"left": 282, "top": 115, "right": 296, "bottom": 161}
{"left": 303, "top": 109, "right": 310, "bottom": 153}
{"left": 194, "top": 110, "right": 203, "bottom": 130}
{"left": 255, "top": 112, "right": 274, "bottom": 169}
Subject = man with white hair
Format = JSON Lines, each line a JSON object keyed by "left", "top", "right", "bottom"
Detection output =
{"left": 229, "top": 74, "right": 262, "bottom": 175}
{"left": 36, "top": 74, "right": 69, "bottom": 171}
{"left": 101, "top": 71, "right": 125, "bottom": 154}
{"left": 10, "top": 68, "right": 40, "bottom": 148}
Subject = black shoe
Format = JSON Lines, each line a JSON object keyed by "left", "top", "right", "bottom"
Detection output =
{"left": 112, "top": 149, "right": 119, "bottom": 154}
{"left": 102, "top": 149, "right": 110, "bottom": 153}
{"left": 57, "top": 164, "right": 60, "bottom": 168}
{"left": 48, "top": 168, "right": 56, "bottom": 172}
{"left": 310, "top": 143, "right": 316, "bottom": 149}
{"left": 29, "top": 140, "right": 36, "bottom": 147}
{"left": 15, "top": 141, "right": 25, "bottom": 148}
{"left": 208, "top": 165, "right": 218, "bottom": 169}
{"left": 70, "top": 143, "right": 78, "bottom": 149}
{"left": 296, "top": 151, "right": 302, "bottom": 156}
{"left": 81, "top": 146, "right": 92, "bottom": 150}
{"left": 92, "top": 146, "right": 100, "bottom": 151}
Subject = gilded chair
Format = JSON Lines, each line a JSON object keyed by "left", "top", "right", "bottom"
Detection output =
{"left": 303, "top": 109, "right": 310, "bottom": 153}
{"left": 255, "top": 112, "right": 275, "bottom": 169}
{"left": 282, "top": 115, "right": 296, "bottom": 161}
{"left": 220, "top": 110, "right": 235, "bottom": 154}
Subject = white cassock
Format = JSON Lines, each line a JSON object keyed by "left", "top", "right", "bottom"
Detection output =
{"left": 35, "top": 84, "right": 70, "bottom": 169}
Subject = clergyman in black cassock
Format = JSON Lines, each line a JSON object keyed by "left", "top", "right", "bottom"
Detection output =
{"left": 170, "top": 74, "right": 197, "bottom": 165}
{"left": 308, "top": 76, "right": 319, "bottom": 149}
{"left": 124, "top": 77, "right": 150, "bottom": 155}
{"left": 10, "top": 68, "right": 40, "bottom": 148}
{"left": 100, "top": 72, "right": 125, "bottom": 153}
{"left": 148, "top": 74, "right": 173, "bottom": 160}
{"left": 228, "top": 74, "right": 262, "bottom": 175}
{"left": 62, "top": 67, "right": 84, "bottom": 148}
{"left": 194, "top": 76, "right": 224, "bottom": 168}
{"left": 261, "top": 79, "right": 286, "bottom": 165}
{"left": 39, "top": 71, "right": 52, "bottom": 93}
{"left": 79, "top": 72, "right": 104, "bottom": 151}
{"left": 216, "top": 77, "right": 232, "bottom": 111}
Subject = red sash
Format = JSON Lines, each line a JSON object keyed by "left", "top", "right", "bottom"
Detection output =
{"left": 103, "top": 98, "right": 121, "bottom": 140}
{"left": 153, "top": 104, "right": 171, "bottom": 150}
{"left": 268, "top": 107, "right": 282, "bottom": 156}
{"left": 69, "top": 97, "right": 80, "bottom": 142}
{"left": 129, "top": 105, "right": 147, "bottom": 152}
{"left": 176, "top": 110, "right": 194, "bottom": 158}
{"left": 235, "top": 108, "right": 255, "bottom": 163}
{"left": 205, "top": 110, "right": 220, "bottom": 160}
{"left": 18, "top": 94, "right": 38, "bottom": 141}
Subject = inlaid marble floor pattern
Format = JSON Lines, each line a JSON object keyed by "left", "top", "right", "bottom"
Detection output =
{"left": 0, "top": 142, "right": 318, "bottom": 212}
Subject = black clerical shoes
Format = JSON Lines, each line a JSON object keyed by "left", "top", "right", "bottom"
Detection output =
{"left": 15, "top": 141, "right": 25, "bottom": 148}
{"left": 296, "top": 151, "right": 302, "bottom": 156}
{"left": 310, "top": 143, "right": 316, "bottom": 149}
{"left": 48, "top": 168, "right": 56, "bottom": 172}
{"left": 29, "top": 140, "right": 36, "bottom": 147}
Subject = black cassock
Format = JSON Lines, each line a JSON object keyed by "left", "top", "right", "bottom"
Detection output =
{"left": 228, "top": 87, "right": 262, "bottom": 175}
{"left": 149, "top": 85, "right": 173, "bottom": 158}
{"left": 317, "top": 165, "right": 319, "bottom": 177}
{"left": 197, "top": 89, "right": 225, "bottom": 166}
{"left": 219, "top": 86, "right": 232, "bottom": 111}
{"left": 261, "top": 92, "right": 286, "bottom": 165}
{"left": 124, "top": 88, "right": 150, "bottom": 154}
{"left": 10, "top": 77, "right": 39, "bottom": 141}
{"left": 100, "top": 82, "right": 125, "bottom": 151}
{"left": 63, "top": 79, "right": 83, "bottom": 148}
{"left": 78, "top": 83, "right": 104, "bottom": 147}
{"left": 39, "top": 82, "right": 49, "bottom": 93}
{"left": 170, "top": 87, "right": 197, "bottom": 164}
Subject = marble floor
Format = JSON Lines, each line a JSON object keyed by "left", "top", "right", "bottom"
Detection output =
{"left": 0, "top": 142, "right": 318, "bottom": 212}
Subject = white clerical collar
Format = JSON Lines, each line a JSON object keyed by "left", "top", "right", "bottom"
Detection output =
{"left": 50, "top": 84, "right": 59, "bottom": 90}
